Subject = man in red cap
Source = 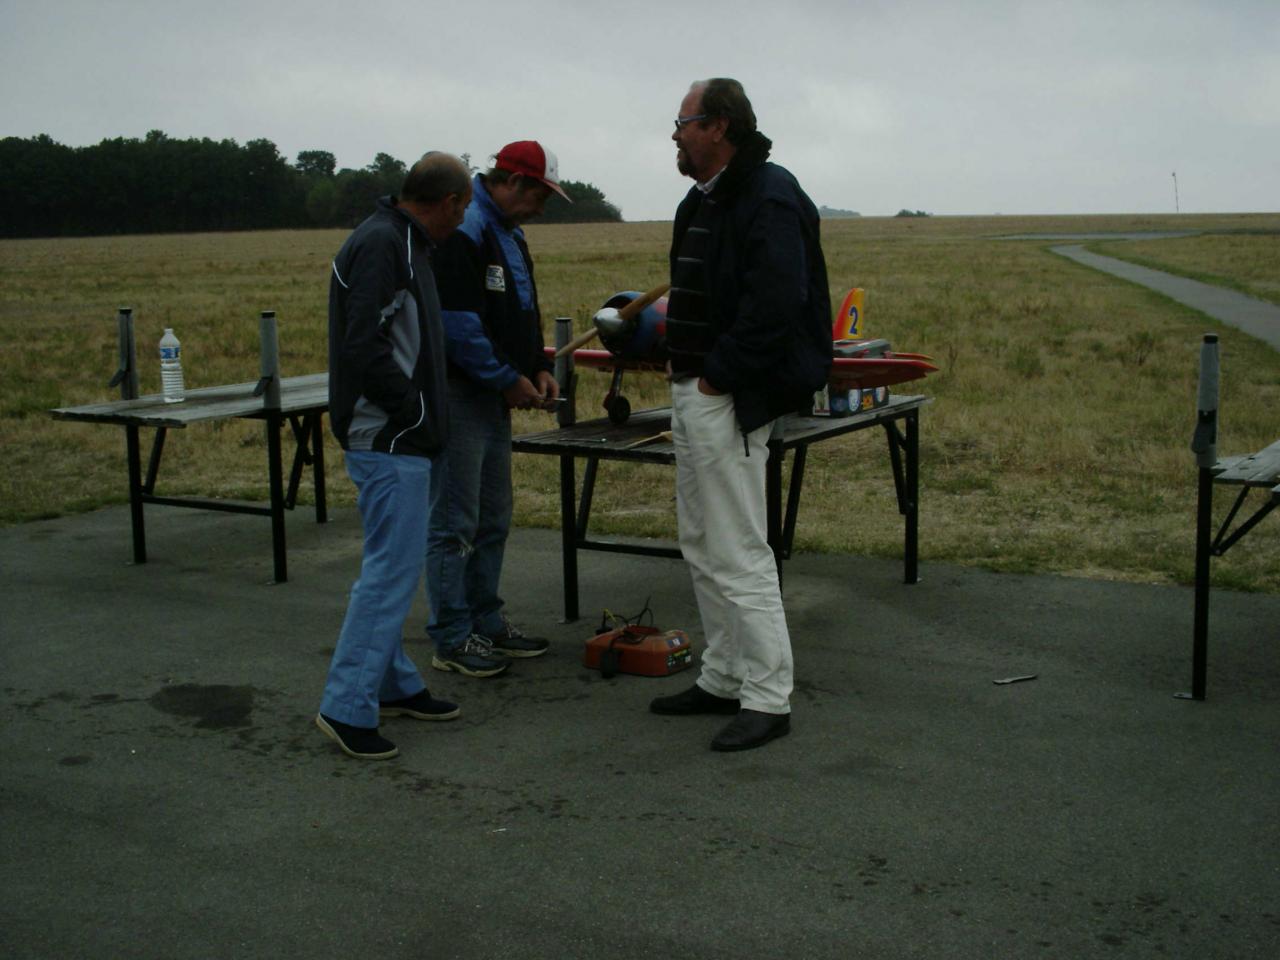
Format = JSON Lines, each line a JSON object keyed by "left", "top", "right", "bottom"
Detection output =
{"left": 423, "top": 141, "right": 569, "bottom": 677}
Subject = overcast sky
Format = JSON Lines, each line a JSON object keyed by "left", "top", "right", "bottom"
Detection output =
{"left": 3, "top": 0, "right": 1276, "bottom": 220}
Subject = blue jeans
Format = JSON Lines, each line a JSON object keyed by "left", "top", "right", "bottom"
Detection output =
{"left": 426, "top": 381, "right": 513, "bottom": 652}
{"left": 320, "top": 450, "right": 430, "bottom": 727}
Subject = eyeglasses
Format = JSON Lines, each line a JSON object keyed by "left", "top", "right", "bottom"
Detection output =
{"left": 673, "top": 114, "right": 708, "bottom": 131}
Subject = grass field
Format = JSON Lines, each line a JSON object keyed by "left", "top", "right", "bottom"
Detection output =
{"left": 2, "top": 212, "right": 1278, "bottom": 591}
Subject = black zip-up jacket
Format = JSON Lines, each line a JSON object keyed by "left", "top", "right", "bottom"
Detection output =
{"left": 668, "top": 131, "right": 832, "bottom": 433}
{"left": 328, "top": 196, "right": 448, "bottom": 457}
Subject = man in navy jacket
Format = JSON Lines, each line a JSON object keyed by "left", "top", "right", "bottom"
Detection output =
{"left": 650, "top": 79, "right": 832, "bottom": 752}
{"left": 424, "top": 141, "right": 566, "bottom": 677}
{"left": 317, "top": 151, "right": 472, "bottom": 761}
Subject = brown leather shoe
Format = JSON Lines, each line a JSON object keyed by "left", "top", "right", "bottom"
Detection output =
{"left": 710, "top": 709, "right": 791, "bottom": 751}
{"left": 649, "top": 684, "right": 740, "bottom": 716}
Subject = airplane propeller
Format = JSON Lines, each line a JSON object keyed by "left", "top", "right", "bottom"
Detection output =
{"left": 554, "top": 282, "right": 671, "bottom": 358}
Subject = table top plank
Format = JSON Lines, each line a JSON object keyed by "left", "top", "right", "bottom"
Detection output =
{"left": 1214, "top": 439, "right": 1280, "bottom": 487}
{"left": 513, "top": 395, "right": 930, "bottom": 464}
{"left": 774, "top": 395, "right": 932, "bottom": 447}
{"left": 51, "top": 373, "right": 329, "bottom": 428}
{"left": 514, "top": 407, "right": 676, "bottom": 462}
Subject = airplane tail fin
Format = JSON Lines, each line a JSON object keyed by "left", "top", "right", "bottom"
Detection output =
{"left": 832, "top": 287, "right": 864, "bottom": 340}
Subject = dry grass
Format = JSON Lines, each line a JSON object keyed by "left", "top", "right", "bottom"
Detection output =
{"left": 3, "top": 212, "right": 1278, "bottom": 591}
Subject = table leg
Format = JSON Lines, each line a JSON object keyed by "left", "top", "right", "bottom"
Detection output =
{"left": 312, "top": 411, "right": 327, "bottom": 524}
{"left": 144, "top": 428, "right": 166, "bottom": 493}
{"left": 905, "top": 409, "right": 920, "bottom": 584}
{"left": 286, "top": 415, "right": 306, "bottom": 510}
{"left": 782, "top": 445, "right": 808, "bottom": 560}
{"left": 578, "top": 458, "right": 599, "bottom": 538}
{"left": 124, "top": 424, "right": 146, "bottom": 564}
{"left": 560, "top": 454, "right": 579, "bottom": 622}
{"left": 767, "top": 441, "right": 783, "bottom": 581}
{"left": 266, "top": 411, "right": 287, "bottom": 583}
{"left": 1179, "top": 467, "right": 1214, "bottom": 700}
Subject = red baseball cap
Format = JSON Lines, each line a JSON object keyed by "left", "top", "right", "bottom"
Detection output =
{"left": 493, "top": 140, "right": 572, "bottom": 202}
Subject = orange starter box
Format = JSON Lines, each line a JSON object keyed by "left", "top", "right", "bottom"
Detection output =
{"left": 583, "top": 625, "right": 693, "bottom": 677}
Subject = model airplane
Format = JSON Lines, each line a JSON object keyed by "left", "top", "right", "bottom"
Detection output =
{"left": 549, "top": 284, "right": 937, "bottom": 424}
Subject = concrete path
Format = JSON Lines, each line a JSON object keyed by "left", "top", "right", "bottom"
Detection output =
{"left": 2, "top": 505, "right": 1278, "bottom": 959}
{"left": 1052, "top": 244, "right": 1280, "bottom": 351}
{"left": 1000, "top": 231, "right": 1200, "bottom": 242}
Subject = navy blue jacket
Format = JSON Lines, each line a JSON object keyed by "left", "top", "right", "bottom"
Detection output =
{"left": 328, "top": 197, "right": 449, "bottom": 457}
{"left": 669, "top": 132, "right": 832, "bottom": 433}
{"left": 432, "top": 175, "right": 553, "bottom": 389}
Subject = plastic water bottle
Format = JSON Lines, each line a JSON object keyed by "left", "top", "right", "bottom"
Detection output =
{"left": 159, "top": 328, "right": 185, "bottom": 403}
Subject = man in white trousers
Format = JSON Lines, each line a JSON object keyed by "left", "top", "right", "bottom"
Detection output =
{"left": 650, "top": 78, "right": 832, "bottom": 751}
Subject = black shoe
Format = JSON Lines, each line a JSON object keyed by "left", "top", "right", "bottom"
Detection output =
{"left": 482, "top": 616, "right": 550, "bottom": 658}
{"left": 431, "top": 634, "right": 510, "bottom": 678}
{"left": 379, "top": 690, "right": 460, "bottom": 722}
{"left": 650, "top": 684, "right": 740, "bottom": 716}
{"left": 315, "top": 713, "right": 399, "bottom": 760}
{"left": 710, "top": 710, "right": 791, "bottom": 752}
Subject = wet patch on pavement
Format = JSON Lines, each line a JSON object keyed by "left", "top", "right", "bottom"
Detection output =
{"left": 148, "top": 683, "right": 256, "bottom": 729}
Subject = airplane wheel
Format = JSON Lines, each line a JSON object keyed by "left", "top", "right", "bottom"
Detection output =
{"left": 607, "top": 395, "right": 631, "bottom": 425}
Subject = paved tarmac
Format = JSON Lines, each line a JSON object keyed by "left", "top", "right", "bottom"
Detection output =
{"left": 2, "top": 504, "right": 1278, "bottom": 959}
{"left": 1000, "top": 232, "right": 1202, "bottom": 242}
{"left": 1052, "top": 244, "right": 1280, "bottom": 351}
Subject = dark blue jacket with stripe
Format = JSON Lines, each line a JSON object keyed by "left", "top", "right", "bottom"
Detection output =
{"left": 328, "top": 196, "right": 449, "bottom": 457}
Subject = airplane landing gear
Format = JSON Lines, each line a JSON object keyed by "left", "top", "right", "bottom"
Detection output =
{"left": 605, "top": 393, "right": 631, "bottom": 425}
{"left": 604, "top": 366, "right": 632, "bottom": 424}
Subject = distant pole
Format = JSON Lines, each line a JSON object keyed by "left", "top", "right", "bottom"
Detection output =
{"left": 1172, "top": 171, "right": 1179, "bottom": 213}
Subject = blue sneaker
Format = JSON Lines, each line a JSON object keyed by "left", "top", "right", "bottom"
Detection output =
{"left": 431, "top": 634, "right": 509, "bottom": 678}
{"left": 482, "top": 615, "right": 550, "bottom": 659}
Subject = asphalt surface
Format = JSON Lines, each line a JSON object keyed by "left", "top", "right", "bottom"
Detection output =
{"left": 1052, "top": 244, "right": 1280, "bottom": 351}
{"left": 3, "top": 504, "right": 1278, "bottom": 959}
{"left": 1000, "top": 231, "right": 1202, "bottom": 242}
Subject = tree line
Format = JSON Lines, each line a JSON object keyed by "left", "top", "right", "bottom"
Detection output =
{"left": 0, "top": 132, "right": 622, "bottom": 238}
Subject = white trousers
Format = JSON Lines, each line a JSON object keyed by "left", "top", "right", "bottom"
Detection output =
{"left": 671, "top": 379, "right": 793, "bottom": 714}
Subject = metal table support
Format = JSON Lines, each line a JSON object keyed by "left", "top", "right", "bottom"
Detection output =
{"left": 1180, "top": 333, "right": 1279, "bottom": 699}
{"left": 51, "top": 310, "right": 329, "bottom": 583}
{"left": 520, "top": 319, "right": 928, "bottom": 621}
{"left": 1181, "top": 443, "right": 1280, "bottom": 700}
